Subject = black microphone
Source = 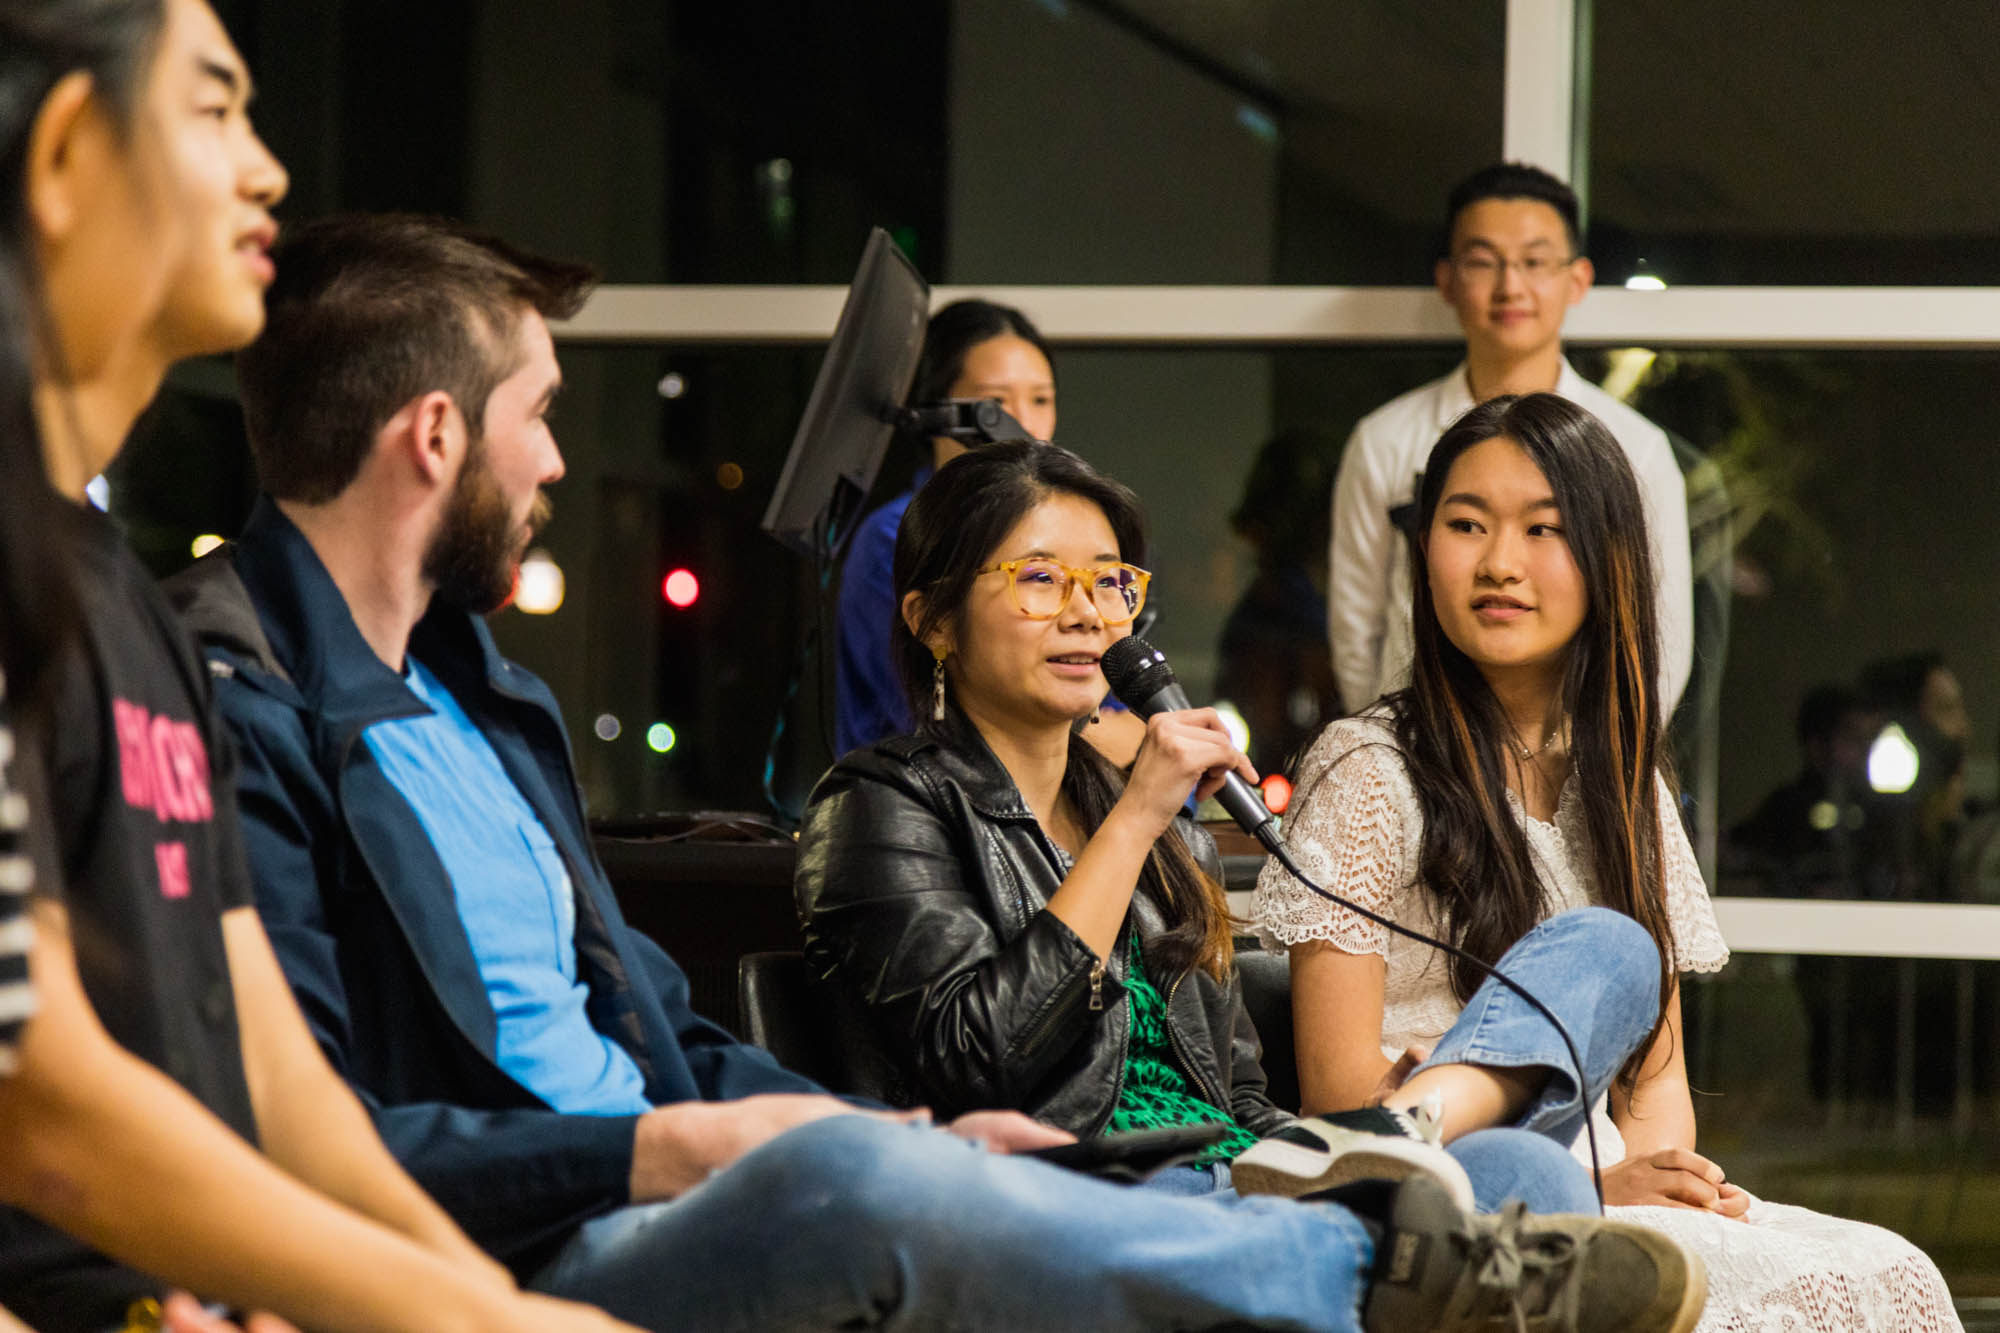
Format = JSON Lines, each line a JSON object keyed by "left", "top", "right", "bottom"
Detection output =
{"left": 1100, "top": 636, "right": 1281, "bottom": 852}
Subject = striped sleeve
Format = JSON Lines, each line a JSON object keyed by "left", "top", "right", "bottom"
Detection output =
{"left": 0, "top": 690, "right": 35, "bottom": 1075}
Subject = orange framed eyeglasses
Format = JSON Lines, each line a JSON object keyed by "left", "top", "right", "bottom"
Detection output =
{"left": 975, "top": 558, "right": 1152, "bottom": 625}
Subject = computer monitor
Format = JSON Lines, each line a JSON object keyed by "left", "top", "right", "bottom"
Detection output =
{"left": 760, "top": 227, "right": 928, "bottom": 563}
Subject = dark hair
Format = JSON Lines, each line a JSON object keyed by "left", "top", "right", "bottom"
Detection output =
{"left": 1796, "top": 683, "right": 1864, "bottom": 749}
{"left": 1441, "top": 162, "right": 1584, "bottom": 258}
{"left": 237, "top": 213, "right": 598, "bottom": 503}
{"left": 887, "top": 298, "right": 1055, "bottom": 466}
{"left": 1858, "top": 651, "right": 1946, "bottom": 719}
{"left": 910, "top": 299, "right": 1053, "bottom": 410}
{"left": 0, "top": 0, "right": 165, "bottom": 703}
{"left": 893, "top": 442, "right": 1233, "bottom": 980}
{"left": 1391, "top": 393, "right": 1673, "bottom": 1089}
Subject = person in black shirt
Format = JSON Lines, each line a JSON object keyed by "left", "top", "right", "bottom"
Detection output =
{"left": 0, "top": 3, "right": 638, "bottom": 1332}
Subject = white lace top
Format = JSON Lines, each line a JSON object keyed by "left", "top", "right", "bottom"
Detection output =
{"left": 1254, "top": 714, "right": 1728, "bottom": 1072}
{"left": 1253, "top": 715, "right": 1963, "bottom": 1333}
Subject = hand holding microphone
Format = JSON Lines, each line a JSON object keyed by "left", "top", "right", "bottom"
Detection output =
{"left": 1100, "top": 636, "right": 1280, "bottom": 850}
{"left": 1117, "top": 708, "right": 1257, "bottom": 838}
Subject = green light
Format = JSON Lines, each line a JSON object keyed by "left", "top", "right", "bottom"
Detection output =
{"left": 646, "top": 722, "right": 677, "bottom": 754}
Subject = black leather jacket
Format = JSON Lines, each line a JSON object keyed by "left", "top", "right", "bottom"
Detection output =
{"left": 795, "top": 715, "right": 1292, "bottom": 1139}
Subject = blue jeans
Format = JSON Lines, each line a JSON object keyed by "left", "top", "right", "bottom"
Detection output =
{"left": 530, "top": 1113, "right": 1375, "bottom": 1332}
{"left": 1450, "top": 1128, "right": 1602, "bottom": 1214}
{"left": 1414, "top": 906, "right": 1662, "bottom": 1164}
{"left": 1136, "top": 1160, "right": 1235, "bottom": 1195}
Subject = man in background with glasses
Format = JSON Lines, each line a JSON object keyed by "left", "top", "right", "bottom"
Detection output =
{"left": 1326, "top": 162, "right": 1692, "bottom": 716}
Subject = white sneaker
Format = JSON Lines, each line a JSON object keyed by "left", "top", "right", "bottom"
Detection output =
{"left": 1231, "top": 1102, "right": 1475, "bottom": 1211}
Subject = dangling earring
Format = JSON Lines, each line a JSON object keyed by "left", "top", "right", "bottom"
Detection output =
{"left": 931, "top": 647, "right": 949, "bottom": 721}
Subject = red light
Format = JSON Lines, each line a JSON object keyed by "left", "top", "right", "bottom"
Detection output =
{"left": 662, "top": 569, "right": 700, "bottom": 608}
{"left": 1259, "top": 773, "right": 1293, "bottom": 815}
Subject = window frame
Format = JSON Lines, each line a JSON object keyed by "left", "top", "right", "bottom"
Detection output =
{"left": 552, "top": 0, "right": 2000, "bottom": 960}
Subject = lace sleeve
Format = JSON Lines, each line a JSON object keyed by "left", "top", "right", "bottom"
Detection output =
{"left": 1253, "top": 719, "right": 1411, "bottom": 957}
{"left": 1657, "top": 774, "right": 1729, "bottom": 973}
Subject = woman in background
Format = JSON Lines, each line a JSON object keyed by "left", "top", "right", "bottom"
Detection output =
{"left": 835, "top": 299, "right": 1061, "bottom": 756}
{"left": 835, "top": 300, "right": 1146, "bottom": 765}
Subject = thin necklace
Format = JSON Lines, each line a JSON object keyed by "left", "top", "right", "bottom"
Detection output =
{"left": 1516, "top": 725, "right": 1562, "bottom": 762}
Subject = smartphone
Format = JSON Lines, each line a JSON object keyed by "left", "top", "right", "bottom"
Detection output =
{"left": 1021, "top": 1123, "right": 1230, "bottom": 1183}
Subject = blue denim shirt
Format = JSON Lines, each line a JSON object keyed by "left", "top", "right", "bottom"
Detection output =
{"left": 365, "top": 659, "right": 650, "bottom": 1117}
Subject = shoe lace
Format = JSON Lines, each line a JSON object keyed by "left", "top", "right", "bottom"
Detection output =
{"left": 1464, "top": 1202, "right": 1581, "bottom": 1333}
{"left": 1377, "top": 1091, "right": 1448, "bottom": 1147}
{"left": 1403, "top": 1090, "right": 1447, "bottom": 1146}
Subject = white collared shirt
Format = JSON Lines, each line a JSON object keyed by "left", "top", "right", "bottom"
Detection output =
{"left": 1326, "top": 360, "right": 1693, "bottom": 712}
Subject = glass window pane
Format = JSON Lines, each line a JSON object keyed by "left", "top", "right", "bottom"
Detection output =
{"left": 120, "top": 342, "right": 2000, "bottom": 915}
{"left": 1563, "top": 348, "right": 1998, "bottom": 903}
{"left": 419, "top": 344, "right": 1463, "bottom": 819}
{"left": 227, "top": 0, "right": 1502, "bottom": 287}
{"left": 946, "top": 0, "right": 1504, "bottom": 285}
{"left": 1586, "top": 1, "right": 2000, "bottom": 284}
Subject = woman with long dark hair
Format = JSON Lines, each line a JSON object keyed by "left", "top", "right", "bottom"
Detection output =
{"left": 0, "top": 4, "right": 636, "bottom": 1331}
{"left": 1256, "top": 393, "right": 1957, "bottom": 1331}
{"left": 798, "top": 441, "right": 1605, "bottom": 1217}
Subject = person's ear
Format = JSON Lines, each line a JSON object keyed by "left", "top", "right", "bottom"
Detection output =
{"left": 900, "top": 590, "right": 953, "bottom": 658}
{"left": 389, "top": 390, "right": 465, "bottom": 487}
{"left": 24, "top": 73, "right": 109, "bottom": 245}
{"left": 1565, "top": 256, "right": 1595, "bottom": 309}
{"left": 1433, "top": 256, "right": 1456, "bottom": 304}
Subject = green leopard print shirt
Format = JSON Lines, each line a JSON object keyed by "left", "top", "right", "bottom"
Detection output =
{"left": 1105, "top": 932, "right": 1258, "bottom": 1165}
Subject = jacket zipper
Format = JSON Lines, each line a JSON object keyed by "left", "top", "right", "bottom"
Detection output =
{"left": 1162, "top": 969, "right": 1228, "bottom": 1110}
{"left": 1086, "top": 941, "right": 1127, "bottom": 1137}
{"left": 1015, "top": 962, "right": 1092, "bottom": 1062}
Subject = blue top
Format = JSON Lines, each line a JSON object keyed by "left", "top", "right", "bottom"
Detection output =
{"left": 365, "top": 659, "right": 650, "bottom": 1116}
{"left": 835, "top": 475, "right": 926, "bottom": 757}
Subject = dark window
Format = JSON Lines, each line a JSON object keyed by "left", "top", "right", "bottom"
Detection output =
{"left": 1586, "top": 0, "right": 2000, "bottom": 285}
